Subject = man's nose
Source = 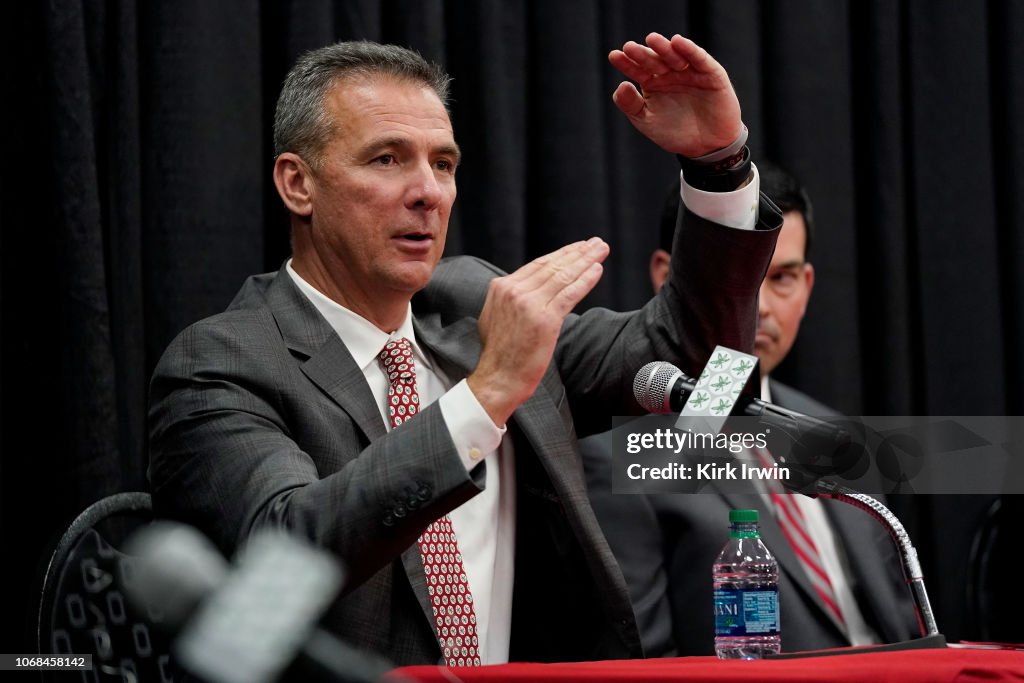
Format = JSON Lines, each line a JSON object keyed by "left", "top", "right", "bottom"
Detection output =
{"left": 757, "top": 283, "right": 770, "bottom": 317}
{"left": 407, "top": 162, "right": 444, "bottom": 209}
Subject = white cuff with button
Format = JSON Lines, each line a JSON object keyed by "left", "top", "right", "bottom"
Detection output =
{"left": 438, "top": 379, "right": 506, "bottom": 472}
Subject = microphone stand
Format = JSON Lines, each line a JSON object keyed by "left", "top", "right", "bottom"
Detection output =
{"left": 813, "top": 480, "right": 941, "bottom": 639}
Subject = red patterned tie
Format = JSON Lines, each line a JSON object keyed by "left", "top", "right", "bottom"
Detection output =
{"left": 752, "top": 447, "right": 848, "bottom": 634}
{"left": 378, "top": 338, "right": 482, "bottom": 666}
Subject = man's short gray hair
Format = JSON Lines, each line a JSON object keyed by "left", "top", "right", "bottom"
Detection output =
{"left": 273, "top": 41, "right": 452, "bottom": 168}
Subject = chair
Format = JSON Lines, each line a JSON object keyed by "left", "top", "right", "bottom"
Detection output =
{"left": 965, "top": 495, "right": 1021, "bottom": 643}
{"left": 37, "top": 492, "right": 182, "bottom": 682}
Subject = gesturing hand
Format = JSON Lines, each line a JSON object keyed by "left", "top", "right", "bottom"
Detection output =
{"left": 468, "top": 238, "right": 609, "bottom": 427}
{"left": 609, "top": 32, "right": 742, "bottom": 158}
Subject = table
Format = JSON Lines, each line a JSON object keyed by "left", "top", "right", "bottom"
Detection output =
{"left": 389, "top": 647, "right": 1024, "bottom": 683}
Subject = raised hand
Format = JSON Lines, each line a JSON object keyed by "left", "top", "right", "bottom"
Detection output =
{"left": 609, "top": 32, "right": 742, "bottom": 158}
{"left": 468, "top": 238, "right": 609, "bottom": 427}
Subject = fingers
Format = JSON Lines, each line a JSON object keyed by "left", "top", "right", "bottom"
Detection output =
{"left": 531, "top": 238, "right": 608, "bottom": 293}
{"left": 538, "top": 239, "right": 608, "bottom": 314}
{"left": 512, "top": 239, "right": 590, "bottom": 282}
{"left": 469, "top": 239, "right": 608, "bottom": 425}
{"left": 608, "top": 49, "right": 648, "bottom": 86}
{"left": 550, "top": 261, "right": 604, "bottom": 315}
{"left": 508, "top": 237, "right": 609, "bottom": 310}
{"left": 611, "top": 82, "right": 645, "bottom": 117}
{"left": 646, "top": 33, "right": 691, "bottom": 72}
{"left": 611, "top": 34, "right": 696, "bottom": 85}
{"left": 622, "top": 40, "right": 670, "bottom": 76}
{"left": 666, "top": 34, "right": 719, "bottom": 75}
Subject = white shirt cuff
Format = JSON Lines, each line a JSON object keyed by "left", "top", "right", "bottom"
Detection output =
{"left": 679, "top": 163, "right": 761, "bottom": 230}
{"left": 438, "top": 379, "right": 506, "bottom": 471}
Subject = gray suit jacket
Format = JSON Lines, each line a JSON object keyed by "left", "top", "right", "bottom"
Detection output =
{"left": 581, "top": 379, "right": 919, "bottom": 656}
{"left": 148, "top": 202, "right": 781, "bottom": 665}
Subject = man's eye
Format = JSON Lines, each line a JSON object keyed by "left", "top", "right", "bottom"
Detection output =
{"left": 435, "top": 159, "right": 455, "bottom": 172}
{"left": 374, "top": 155, "right": 396, "bottom": 166}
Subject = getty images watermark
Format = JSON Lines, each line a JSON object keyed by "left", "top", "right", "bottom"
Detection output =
{"left": 608, "top": 414, "right": 1024, "bottom": 495}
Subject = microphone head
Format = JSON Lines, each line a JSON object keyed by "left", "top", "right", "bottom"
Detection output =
{"left": 633, "top": 361, "right": 683, "bottom": 413}
{"left": 122, "top": 521, "right": 229, "bottom": 630}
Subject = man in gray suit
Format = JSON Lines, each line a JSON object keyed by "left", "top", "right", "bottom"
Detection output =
{"left": 149, "top": 35, "right": 781, "bottom": 666}
{"left": 582, "top": 161, "right": 919, "bottom": 656}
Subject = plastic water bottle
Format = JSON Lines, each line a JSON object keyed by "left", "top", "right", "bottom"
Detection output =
{"left": 713, "top": 508, "right": 781, "bottom": 659}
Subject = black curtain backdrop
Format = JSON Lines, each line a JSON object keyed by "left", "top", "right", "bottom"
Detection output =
{"left": 3, "top": 0, "right": 1022, "bottom": 652}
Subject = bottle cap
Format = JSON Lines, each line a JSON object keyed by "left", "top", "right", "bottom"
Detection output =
{"left": 729, "top": 509, "right": 759, "bottom": 523}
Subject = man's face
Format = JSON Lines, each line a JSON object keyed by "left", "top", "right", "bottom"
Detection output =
{"left": 303, "top": 76, "right": 459, "bottom": 306}
{"left": 754, "top": 210, "right": 814, "bottom": 376}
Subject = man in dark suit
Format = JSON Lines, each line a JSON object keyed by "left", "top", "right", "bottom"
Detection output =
{"left": 149, "top": 35, "right": 781, "bottom": 666}
{"left": 582, "top": 161, "right": 919, "bottom": 656}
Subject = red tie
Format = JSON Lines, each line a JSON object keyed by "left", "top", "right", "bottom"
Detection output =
{"left": 379, "top": 338, "right": 482, "bottom": 666}
{"left": 752, "top": 447, "right": 848, "bottom": 635}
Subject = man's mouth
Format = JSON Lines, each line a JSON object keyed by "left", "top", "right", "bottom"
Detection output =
{"left": 393, "top": 232, "right": 435, "bottom": 252}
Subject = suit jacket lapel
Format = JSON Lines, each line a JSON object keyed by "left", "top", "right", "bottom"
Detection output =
{"left": 264, "top": 270, "right": 387, "bottom": 442}
{"left": 413, "top": 313, "right": 480, "bottom": 380}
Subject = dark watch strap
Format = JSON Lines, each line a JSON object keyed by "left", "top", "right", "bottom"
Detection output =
{"left": 677, "top": 145, "right": 753, "bottom": 193}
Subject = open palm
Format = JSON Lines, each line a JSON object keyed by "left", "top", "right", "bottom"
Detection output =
{"left": 610, "top": 33, "right": 743, "bottom": 158}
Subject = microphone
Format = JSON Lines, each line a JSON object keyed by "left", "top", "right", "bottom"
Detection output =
{"left": 632, "top": 360, "right": 850, "bottom": 451}
{"left": 123, "top": 522, "right": 400, "bottom": 683}
{"left": 633, "top": 361, "right": 943, "bottom": 643}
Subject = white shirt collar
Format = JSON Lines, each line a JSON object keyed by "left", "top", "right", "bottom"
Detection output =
{"left": 760, "top": 374, "right": 772, "bottom": 402}
{"left": 285, "top": 259, "right": 432, "bottom": 373}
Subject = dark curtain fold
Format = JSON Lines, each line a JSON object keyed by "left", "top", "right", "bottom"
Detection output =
{"left": 3, "top": 0, "right": 1022, "bottom": 651}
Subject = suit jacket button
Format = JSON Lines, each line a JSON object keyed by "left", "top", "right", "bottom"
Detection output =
{"left": 382, "top": 514, "right": 395, "bottom": 527}
{"left": 393, "top": 505, "right": 407, "bottom": 518}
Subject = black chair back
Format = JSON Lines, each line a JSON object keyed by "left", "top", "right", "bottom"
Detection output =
{"left": 37, "top": 492, "right": 182, "bottom": 682}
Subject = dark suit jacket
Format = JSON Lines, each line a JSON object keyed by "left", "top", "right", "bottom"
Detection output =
{"left": 148, "top": 202, "right": 781, "bottom": 666}
{"left": 581, "top": 379, "right": 919, "bottom": 656}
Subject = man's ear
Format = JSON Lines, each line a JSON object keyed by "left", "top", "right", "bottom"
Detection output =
{"left": 273, "top": 152, "right": 314, "bottom": 217}
{"left": 649, "top": 249, "right": 671, "bottom": 294}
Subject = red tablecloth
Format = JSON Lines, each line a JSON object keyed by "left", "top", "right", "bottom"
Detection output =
{"left": 390, "top": 647, "right": 1024, "bottom": 683}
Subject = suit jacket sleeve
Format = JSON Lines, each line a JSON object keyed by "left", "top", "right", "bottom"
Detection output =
{"left": 559, "top": 196, "right": 782, "bottom": 437}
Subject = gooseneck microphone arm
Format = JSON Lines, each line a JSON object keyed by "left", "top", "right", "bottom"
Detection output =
{"left": 813, "top": 481, "right": 939, "bottom": 638}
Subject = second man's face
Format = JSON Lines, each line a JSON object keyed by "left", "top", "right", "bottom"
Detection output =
{"left": 307, "top": 76, "right": 460, "bottom": 303}
{"left": 755, "top": 210, "right": 814, "bottom": 376}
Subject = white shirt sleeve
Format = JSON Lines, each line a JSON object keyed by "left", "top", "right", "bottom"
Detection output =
{"left": 679, "top": 163, "right": 761, "bottom": 230}
{"left": 438, "top": 379, "right": 507, "bottom": 471}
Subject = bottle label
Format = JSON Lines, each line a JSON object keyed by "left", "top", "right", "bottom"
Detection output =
{"left": 714, "top": 588, "right": 780, "bottom": 636}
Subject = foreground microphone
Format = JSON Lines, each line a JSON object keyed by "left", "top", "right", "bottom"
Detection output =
{"left": 633, "top": 360, "right": 850, "bottom": 448}
{"left": 123, "top": 523, "right": 400, "bottom": 683}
